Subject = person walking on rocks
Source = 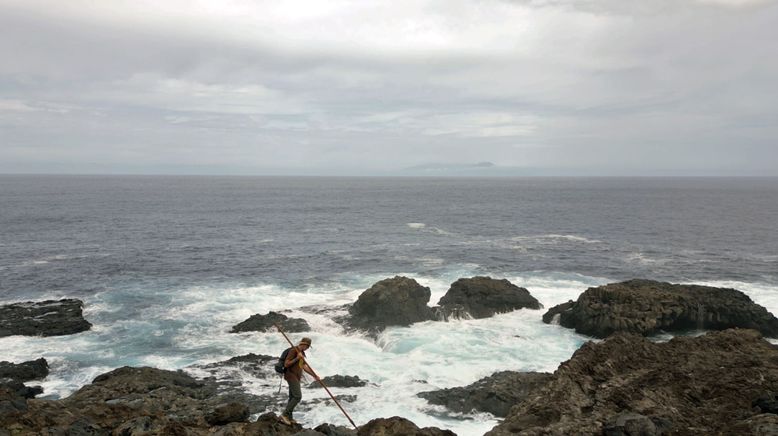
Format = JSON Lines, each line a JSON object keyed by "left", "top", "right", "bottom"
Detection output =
{"left": 279, "top": 337, "right": 318, "bottom": 425}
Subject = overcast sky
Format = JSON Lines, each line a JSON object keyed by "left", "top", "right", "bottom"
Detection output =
{"left": 1, "top": 0, "right": 776, "bottom": 176}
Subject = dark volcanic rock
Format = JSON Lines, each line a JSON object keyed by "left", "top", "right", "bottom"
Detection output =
{"left": 1, "top": 379, "right": 43, "bottom": 399}
{"left": 346, "top": 276, "right": 434, "bottom": 331}
{"left": 0, "top": 299, "right": 92, "bottom": 337}
{"left": 205, "top": 402, "right": 250, "bottom": 425}
{"left": 357, "top": 416, "right": 456, "bottom": 436}
{"left": 418, "top": 371, "right": 551, "bottom": 417}
{"left": 308, "top": 375, "right": 368, "bottom": 389}
{"left": 0, "top": 358, "right": 49, "bottom": 382}
{"left": 231, "top": 311, "right": 311, "bottom": 333}
{"left": 315, "top": 423, "right": 358, "bottom": 435}
{"left": 436, "top": 277, "right": 542, "bottom": 319}
{"left": 541, "top": 300, "right": 573, "bottom": 324}
{"left": 542, "top": 279, "right": 778, "bottom": 338}
{"left": 485, "top": 329, "right": 778, "bottom": 436}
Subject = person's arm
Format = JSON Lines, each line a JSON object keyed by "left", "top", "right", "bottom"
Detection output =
{"left": 303, "top": 363, "right": 318, "bottom": 380}
{"left": 284, "top": 348, "right": 302, "bottom": 369}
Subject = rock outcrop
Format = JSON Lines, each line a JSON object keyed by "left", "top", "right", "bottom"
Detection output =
{"left": 542, "top": 279, "right": 778, "bottom": 338}
{"left": 345, "top": 276, "right": 434, "bottom": 332}
{"left": 231, "top": 311, "right": 311, "bottom": 333}
{"left": 0, "top": 358, "right": 49, "bottom": 382}
{"left": 357, "top": 416, "right": 456, "bottom": 436}
{"left": 485, "top": 329, "right": 778, "bottom": 435}
{"left": 0, "top": 299, "right": 92, "bottom": 337}
{"left": 436, "top": 277, "right": 542, "bottom": 319}
{"left": 418, "top": 371, "right": 551, "bottom": 417}
{"left": 309, "top": 375, "right": 368, "bottom": 389}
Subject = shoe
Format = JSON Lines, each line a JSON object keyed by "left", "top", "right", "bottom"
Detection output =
{"left": 278, "top": 415, "right": 292, "bottom": 425}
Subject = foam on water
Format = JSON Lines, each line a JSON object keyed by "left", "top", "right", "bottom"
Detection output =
{"left": 4, "top": 271, "right": 778, "bottom": 435}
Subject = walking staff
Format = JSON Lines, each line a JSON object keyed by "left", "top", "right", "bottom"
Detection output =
{"left": 275, "top": 324, "right": 358, "bottom": 429}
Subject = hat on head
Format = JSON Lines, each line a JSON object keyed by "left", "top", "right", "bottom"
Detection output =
{"left": 299, "top": 337, "right": 312, "bottom": 347}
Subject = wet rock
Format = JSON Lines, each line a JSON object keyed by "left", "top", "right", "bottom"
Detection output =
{"left": 541, "top": 300, "right": 573, "bottom": 324}
{"left": 436, "top": 277, "right": 541, "bottom": 319}
{"left": 231, "top": 311, "right": 311, "bottom": 333}
{"left": 357, "top": 416, "right": 456, "bottom": 436}
{"left": 542, "top": 279, "right": 778, "bottom": 338}
{"left": 0, "top": 358, "right": 49, "bottom": 381}
{"left": 0, "top": 299, "right": 92, "bottom": 337}
{"left": 1, "top": 379, "right": 43, "bottom": 399}
{"left": 418, "top": 371, "right": 551, "bottom": 417}
{"left": 754, "top": 392, "right": 778, "bottom": 414}
{"left": 314, "top": 423, "right": 358, "bottom": 436}
{"left": 308, "top": 375, "right": 368, "bottom": 389}
{"left": 345, "top": 276, "right": 434, "bottom": 332}
{"left": 205, "top": 402, "right": 250, "bottom": 425}
{"left": 485, "top": 329, "right": 778, "bottom": 435}
{"left": 603, "top": 413, "right": 671, "bottom": 436}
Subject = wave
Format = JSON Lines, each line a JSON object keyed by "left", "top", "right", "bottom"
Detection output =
{"left": 510, "top": 234, "right": 602, "bottom": 244}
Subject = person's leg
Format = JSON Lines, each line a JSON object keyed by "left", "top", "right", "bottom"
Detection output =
{"left": 282, "top": 378, "right": 302, "bottom": 420}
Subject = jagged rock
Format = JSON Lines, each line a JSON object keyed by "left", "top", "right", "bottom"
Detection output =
{"left": 0, "top": 299, "right": 92, "bottom": 337}
{"left": 0, "top": 358, "right": 49, "bottom": 382}
{"left": 205, "top": 402, "right": 250, "bottom": 425}
{"left": 1, "top": 379, "right": 43, "bottom": 399}
{"left": 541, "top": 300, "right": 573, "bottom": 324}
{"left": 231, "top": 311, "right": 311, "bottom": 333}
{"left": 755, "top": 392, "right": 778, "bottom": 414}
{"left": 542, "top": 279, "right": 778, "bottom": 338}
{"left": 418, "top": 371, "right": 551, "bottom": 417}
{"left": 485, "top": 329, "right": 778, "bottom": 435}
{"left": 308, "top": 375, "right": 368, "bottom": 389}
{"left": 314, "top": 423, "right": 358, "bottom": 435}
{"left": 436, "top": 277, "right": 541, "bottom": 319}
{"left": 198, "top": 353, "right": 278, "bottom": 378}
{"left": 357, "top": 416, "right": 456, "bottom": 436}
{"left": 603, "top": 413, "right": 672, "bottom": 436}
{"left": 345, "top": 276, "right": 434, "bottom": 332}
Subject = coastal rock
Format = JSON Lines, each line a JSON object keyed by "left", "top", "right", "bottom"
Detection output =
{"left": 0, "top": 379, "right": 43, "bottom": 399}
{"left": 231, "top": 311, "right": 311, "bottom": 333}
{"left": 436, "top": 277, "right": 542, "bottom": 319}
{"left": 542, "top": 279, "right": 778, "bottom": 338}
{"left": 0, "top": 358, "right": 49, "bottom": 382}
{"left": 485, "top": 329, "right": 778, "bottom": 435}
{"left": 314, "top": 423, "right": 358, "bottom": 435}
{"left": 418, "top": 371, "right": 551, "bottom": 417}
{"left": 346, "top": 276, "right": 434, "bottom": 332}
{"left": 357, "top": 416, "right": 457, "bottom": 436}
{"left": 541, "top": 300, "right": 573, "bottom": 324}
{"left": 205, "top": 402, "right": 250, "bottom": 425}
{"left": 309, "top": 375, "right": 368, "bottom": 389}
{"left": 0, "top": 299, "right": 92, "bottom": 337}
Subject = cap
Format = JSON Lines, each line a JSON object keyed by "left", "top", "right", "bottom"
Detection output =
{"left": 299, "top": 337, "right": 312, "bottom": 347}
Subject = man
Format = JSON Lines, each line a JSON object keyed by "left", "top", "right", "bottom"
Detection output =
{"left": 279, "top": 337, "right": 318, "bottom": 425}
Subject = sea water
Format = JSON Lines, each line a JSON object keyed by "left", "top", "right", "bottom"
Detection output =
{"left": 1, "top": 176, "right": 777, "bottom": 435}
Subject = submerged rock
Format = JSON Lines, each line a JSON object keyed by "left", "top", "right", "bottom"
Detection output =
{"left": 231, "top": 311, "right": 311, "bottom": 333}
{"left": 542, "top": 279, "right": 778, "bottom": 338}
{"left": 308, "top": 375, "right": 368, "bottom": 389}
{"left": 0, "top": 358, "right": 49, "bottom": 382}
{"left": 418, "top": 371, "right": 551, "bottom": 417}
{"left": 485, "top": 329, "right": 778, "bottom": 435}
{"left": 345, "top": 276, "right": 434, "bottom": 332}
{"left": 436, "top": 277, "right": 542, "bottom": 319}
{"left": 0, "top": 299, "right": 92, "bottom": 337}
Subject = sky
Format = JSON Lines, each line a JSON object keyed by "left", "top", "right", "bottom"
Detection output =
{"left": 1, "top": 0, "right": 777, "bottom": 176}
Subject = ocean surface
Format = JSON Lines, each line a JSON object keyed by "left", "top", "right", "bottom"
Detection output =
{"left": 1, "top": 175, "right": 777, "bottom": 435}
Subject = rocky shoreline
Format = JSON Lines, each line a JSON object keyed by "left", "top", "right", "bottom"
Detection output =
{"left": 3, "top": 277, "right": 778, "bottom": 435}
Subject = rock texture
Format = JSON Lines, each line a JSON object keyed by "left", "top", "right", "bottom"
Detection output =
{"left": 485, "top": 329, "right": 778, "bottom": 435}
{"left": 357, "top": 416, "right": 457, "bottom": 436}
{"left": 346, "top": 276, "right": 434, "bottom": 332}
{"left": 542, "top": 279, "right": 778, "bottom": 338}
{"left": 0, "top": 299, "right": 92, "bottom": 337}
{"left": 0, "top": 358, "right": 49, "bottom": 382}
{"left": 436, "top": 277, "right": 542, "bottom": 319}
{"left": 418, "top": 371, "right": 551, "bottom": 417}
{"left": 231, "top": 311, "right": 311, "bottom": 333}
{"left": 309, "top": 375, "right": 368, "bottom": 389}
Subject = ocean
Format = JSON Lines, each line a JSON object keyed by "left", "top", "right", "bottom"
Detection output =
{"left": 1, "top": 175, "right": 777, "bottom": 435}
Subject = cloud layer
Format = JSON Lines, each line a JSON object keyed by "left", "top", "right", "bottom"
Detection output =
{"left": 1, "top": 0, "right": 776, "bottom": 175}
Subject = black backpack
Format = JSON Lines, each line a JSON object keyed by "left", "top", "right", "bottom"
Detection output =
{"left": 274, "top": 347, "right": 292, "bottom": 374}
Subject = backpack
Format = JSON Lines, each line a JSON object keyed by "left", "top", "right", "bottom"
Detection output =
{"left": 274, "top": 347, "right": 292, "bottom": 374}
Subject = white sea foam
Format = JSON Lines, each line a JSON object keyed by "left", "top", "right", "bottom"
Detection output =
{"left": 407, "top": 223, "right": 426, "bottom": 229}
{"left": 510, "top": 234, "right": 602, "bottom": 244}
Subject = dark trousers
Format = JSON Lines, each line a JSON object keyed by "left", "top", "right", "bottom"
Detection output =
{"left": 283, "top": 378, "right": 302, "bottom": 419}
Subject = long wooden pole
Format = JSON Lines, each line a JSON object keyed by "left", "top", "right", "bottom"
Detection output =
{"left": 275, "top": 324, "right": 358, "bottom": 430}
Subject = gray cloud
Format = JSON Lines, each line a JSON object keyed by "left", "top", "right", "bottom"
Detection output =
{"left": 1, "top": 0, "right": 777, "bottom": 175}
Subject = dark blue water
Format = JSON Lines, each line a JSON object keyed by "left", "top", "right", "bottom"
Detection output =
{"left": 2, "top": 175, "right": 777, "bottom": 301}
